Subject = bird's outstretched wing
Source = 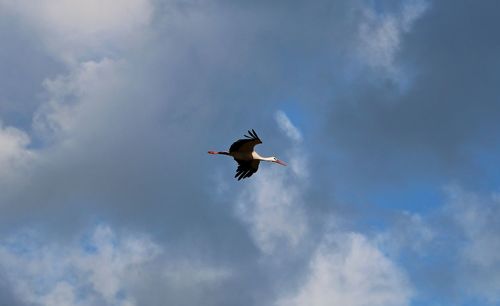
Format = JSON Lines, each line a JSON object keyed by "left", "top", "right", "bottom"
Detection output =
{"left": 234, "top": 159, "right": 260, "bottom": 181}
{"left": 229, "top": 129, "right": 262, "bottom": 153}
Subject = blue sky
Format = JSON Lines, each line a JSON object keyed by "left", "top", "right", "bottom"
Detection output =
{"left": 0, "top": 0, "right": 500, "bottom": 305}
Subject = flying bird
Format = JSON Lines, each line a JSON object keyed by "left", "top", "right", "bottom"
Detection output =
{"left": 208, "top": 129, "right": 287, "bottom": 180}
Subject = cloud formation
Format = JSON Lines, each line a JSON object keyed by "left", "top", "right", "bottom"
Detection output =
{"left": 1, "top": 0, "right": 152, "bottom": 62}
{"left": 0, "top": 225, "right": 159, "bottom": 306}
{"left": 0, "top": 0, "right": 499, "bottom": 305}
{"left": 277, "top": 233, "right": 412, "bottom": 306}
{"left": 446, "top": 187, "right": 500, "bottom": 303}
{"left": 236, "top": 112, "right": 308, "bottom": 255}
{"left": 0, "top": 123, "right": 33, "bottom": 178}
{"left": 357, "top": 0, "right": 428, "bottom": 75}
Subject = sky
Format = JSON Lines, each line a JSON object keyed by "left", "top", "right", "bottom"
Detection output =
{"left": 0, "top": 0, "right": 499, "bottom": 305}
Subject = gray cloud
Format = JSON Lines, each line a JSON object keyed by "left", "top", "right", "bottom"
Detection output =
{"left": 0, "top": 0, "right": 499, "bottom": 305}
{"left": 0, "top": 0, "right": 370, "bottom": 239}
{"left": 276, "top": 233, "right": 413, "bottom": 306}
{"left": 446, "top": 186, "right": 500, "bottom": 303}
{"left": 327, "top": 0, "right": 500, "bottom": 189}
{"left": 0, "top": 273, "right": 26, "bottom": 306}
{"left": 0, "top": 10, "right": 61, "bottom": 129}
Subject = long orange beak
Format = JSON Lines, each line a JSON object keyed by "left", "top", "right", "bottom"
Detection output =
{"left": 275, "top": 159, "right": 287, "bottom": 166}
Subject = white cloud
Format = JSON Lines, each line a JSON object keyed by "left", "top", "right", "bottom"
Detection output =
{"left": 0, "top": 225, "right": 160, "bottom": 306}
{"left": 236, "top": 170, "right": 308, "bottom": 255}
{"left": 0, "top": 0, "right": 155, "bottom": 190}
{"left": 236, "top": 112, "right": 308, "bottom": 255}
{"left": 0, "top": 0, "right": 153, "bottom": 62}
{"left": 38, "top": 282, "right": 81, "bottom": 306}
{"left": 33, "top": 58, "right": 120, "bottom": 142}
{"left": 275, "top": 111, "right": 308, "bottom": 177}
{"left": 277, "top": 110, "right": 308, "bottom": 178}
{"left": 162, "top": 260, "right": 231, "bottom": 289}
{"left": 275, "top": 111, "right": 303, "bottom": 143}
{"left": 0, "top": 123, "right": 32, "bottom": 166}
{"left": 375, "top": 211, "right": 434, "bottom": 256}
{"left": 445, "top": 186, "right": 500, "bottom": 303}
{"left": 237, "top": 112, "right": 413, "bottom": 305}
{"left": 277, "top": 233, "right": 413, "bottom": 306}
{"left": 0, "top": 224, "right": 233, "bottom": 306}
{"left": 0, "top": 122, "right": 35, "bottom": 184}
{"left": 357, "top": 0, "right": 428, "bottom": 74}
{"left": 75, "top": 226, "right": 161, "bottom": 304}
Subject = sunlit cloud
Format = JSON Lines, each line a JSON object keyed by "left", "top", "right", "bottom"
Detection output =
{"left": 277, "top": 233, "right": 413, "bottom": 306}
{"left": 357, "top": 0, "right": 428, "bottom": 76}
{"left": 236, "top": 111, "right": 308, "bottom": 255}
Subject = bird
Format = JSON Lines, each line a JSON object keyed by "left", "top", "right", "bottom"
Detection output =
{"left": 208, "top": 129, "right": 287, "bottom": 180}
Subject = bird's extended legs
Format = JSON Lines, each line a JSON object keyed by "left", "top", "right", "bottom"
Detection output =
{"left": 208, "top": 151, "right": 230, "bottom": 155}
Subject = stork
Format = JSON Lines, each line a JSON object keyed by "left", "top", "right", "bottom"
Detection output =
{"left": 208, "top": 129, "right": 287, "bottom": 180}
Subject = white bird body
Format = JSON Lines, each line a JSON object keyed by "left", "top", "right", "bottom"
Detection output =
{"left": 208, "top": 129, "right": 286, "bottom": 180}
{"left": 230, "top": 151, "right": 271, "bottom": 161}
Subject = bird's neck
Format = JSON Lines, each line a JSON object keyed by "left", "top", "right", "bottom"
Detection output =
{"left": 254, "top": 152, "right": 274, "bottom": 162}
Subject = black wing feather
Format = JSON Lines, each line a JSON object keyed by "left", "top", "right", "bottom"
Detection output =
{"left": 234, "top": 160, "right": 260, "bottom": 181}
{"left": 229, "top": 129, "right": 262, "bottom": 153}
{"left": 251, "top": 129, "right": 259, "bottom": 138}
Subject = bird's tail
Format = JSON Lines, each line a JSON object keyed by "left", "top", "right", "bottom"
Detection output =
{"left": 208, "top": 151, "right": 230, "bottom": 155}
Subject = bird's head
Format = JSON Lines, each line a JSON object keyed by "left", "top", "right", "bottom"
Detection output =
{"left": 271, "top": 156, "right": 287, "bottom": 166}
